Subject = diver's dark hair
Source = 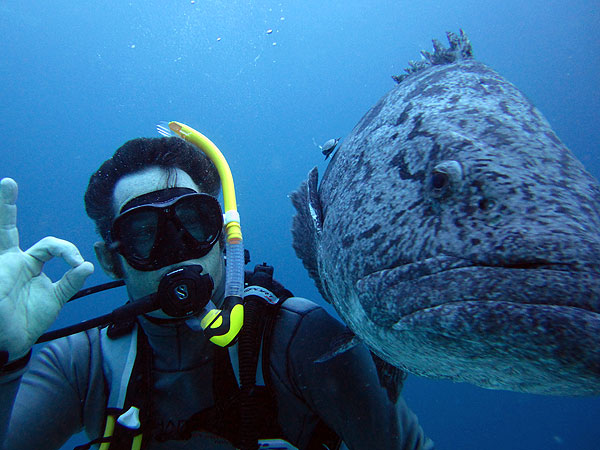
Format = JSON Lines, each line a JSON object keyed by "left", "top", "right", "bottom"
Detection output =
{"left": 85, "top": 136, "right": 220, "bottom": 242}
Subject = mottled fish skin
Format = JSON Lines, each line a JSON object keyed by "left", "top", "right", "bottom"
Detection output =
{"left": 291, "top": 31, "right": 600, "bottom": 396}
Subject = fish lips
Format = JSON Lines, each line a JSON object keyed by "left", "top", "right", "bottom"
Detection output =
{"left": 355, "top": 256, "right": 600, "bottom": 327}
{"left": 355, "top": 256, "right": 600, "bottom": 329}
{"left": 354, "top": 258, "right": 600, "bottom": 394}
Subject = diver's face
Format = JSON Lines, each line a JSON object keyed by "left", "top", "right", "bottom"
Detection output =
{"left": 112, "top": 166, "right": 225, "bottom": 312}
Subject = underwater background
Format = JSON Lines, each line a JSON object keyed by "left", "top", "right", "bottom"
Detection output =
{"left": 1, "top": 1, "right": 598, "bottom": 449}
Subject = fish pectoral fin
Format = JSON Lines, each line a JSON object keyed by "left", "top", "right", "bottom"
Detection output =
{"left": 306, "top": 166, "right": 323, "bottom": 232}
{"left": 314, "top": 329, "right": 360, "bottom": 363}
{"left": 290, "top": 166, "right": 329, "bottom": 300}
{"left": 290, "top": 166, "right": 323, "bottom": 234}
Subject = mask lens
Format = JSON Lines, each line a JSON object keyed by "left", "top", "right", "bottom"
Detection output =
{"left": 176, "top": 197, "right": 221, "bottom": 243}
{"left": 118, "top": 209, "right": 159, "bottom": 259}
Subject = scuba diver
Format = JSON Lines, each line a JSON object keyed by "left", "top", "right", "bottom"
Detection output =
{"left": 0, "top": 123, "right": 435, "bottom": 450}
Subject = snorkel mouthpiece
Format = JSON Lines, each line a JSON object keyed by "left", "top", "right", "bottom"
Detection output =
{"left": 163, "top": 121, "right": 244, "bottom": 347}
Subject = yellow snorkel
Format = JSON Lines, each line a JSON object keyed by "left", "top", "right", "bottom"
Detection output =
{"left": 158, "top": 121, "right": 244, "bottom": 347}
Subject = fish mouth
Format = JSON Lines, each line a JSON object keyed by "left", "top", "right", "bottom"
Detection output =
{"left": 355, "top": 255, "right": 600, "bottom": 327}
{"left": 353, "top": 256, "right": 600, "bottom": 396}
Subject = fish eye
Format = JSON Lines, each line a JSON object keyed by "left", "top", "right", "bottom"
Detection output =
{"left": 429, "top": 160, "right": 463, "bottom": 199}
{"left": 431, "top": 171, "right": 449, "bottom": 190}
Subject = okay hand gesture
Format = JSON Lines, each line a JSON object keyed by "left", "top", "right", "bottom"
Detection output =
{"left": 0, "top": 178, "right": 94, "bottom": 360}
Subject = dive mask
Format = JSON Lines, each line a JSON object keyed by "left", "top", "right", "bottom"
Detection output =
{"left": 110, "top": 187, "right": 223, "bottom": 271}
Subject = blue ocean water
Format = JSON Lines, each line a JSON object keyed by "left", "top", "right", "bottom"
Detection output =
{"left": 1, "top": 1, "right": 598, "bottom": 449}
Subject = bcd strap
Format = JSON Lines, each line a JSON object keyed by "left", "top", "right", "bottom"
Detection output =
{"left": 94, "top": 325, "right": 152, "bottom": 450}
{"left": 249, "top": 265, "right": 342, "bottom": 450}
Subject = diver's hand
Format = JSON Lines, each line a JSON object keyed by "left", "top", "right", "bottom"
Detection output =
{"left": 0, "top": 178, "right": 94, "bottom": 360}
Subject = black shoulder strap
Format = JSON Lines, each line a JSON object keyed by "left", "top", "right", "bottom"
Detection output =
{"left": 108, "top": 326, "right": 153, "bottom": 450}
{"left": 76, "top": 324, "right": 152, "bottom": 450}
{"left": 249, "top": 264, "right": 342, "bottom": 450}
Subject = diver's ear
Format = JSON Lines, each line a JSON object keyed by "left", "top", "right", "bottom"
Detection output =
{"left": 94, "top": 241, "right": 124, "bottom": 279}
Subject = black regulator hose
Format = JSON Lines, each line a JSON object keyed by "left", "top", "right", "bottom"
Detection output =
{"left": 237, "top": 295, "right": 264, "bottom": 450}
{"left": 36, "top": 265, "right": 212, "bottom": 344}
{"left": 36, "top": 295, "right": 159, "bottom": 344}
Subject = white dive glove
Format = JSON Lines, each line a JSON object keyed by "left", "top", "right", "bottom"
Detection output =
{"left": 0, "top": 177, "right": 94, "bottom": 362}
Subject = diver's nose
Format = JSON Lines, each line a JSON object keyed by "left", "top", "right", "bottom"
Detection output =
{"left": 163, "top": 219, "right": 189, "bottom": 255}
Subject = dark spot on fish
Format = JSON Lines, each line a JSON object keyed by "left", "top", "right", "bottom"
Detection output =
{"left": 419, "top": 64, "right": 455, "bottom": 86}
{"left": 459, "top": 119, "right": 467, "bottom": 128}
{"left": 432, "top": 217, "right": 442, "bottom": 236}
{"left": 421, "top": 203, "right": 435, "bottom": 216}
{"left": 520, "top": 182, "right": 535, "bottom": 201}
{"left": 391, "top": 152, "right": 425, "bottom": 181}
{"left": 454, "top": 218, "right": 463, "bottom": 228}
{"left": 395, "top": 105, "right": 412, "bottom": 125}
{"left": 391, "top": 132, "right": 399, "bottom": 140}
{"left": 450, "top": 94, "right": 461, "bottom": 104}
{"left": 341, "top": 235, "right": 354, "bottom": 248}
{"left": 485, "top": 116, "right": 503, "bottom": 127}
{"left": 526, "top": 206, "right": 538, "bottom": 214}
{"left": 408, "top": 200, "right": 422, "bottom": 210}
{"left": 522, "top": 122, "right": 534, "bottom": 134}
{"left": 466, "top": 61, "right": 494, "bottom": 76}
{"left": 499, "top": 100, "right": 511, "bottom": 115}
{"left": 466, "top": 108, "right": 479, "bottom": 115}
{"left": 471, "top": 238, "right": 481, "bottom": 245}
{"left": 421, "top": 85, "right": 447, "bottom": 98}
{"left": 478, "top": 78, "right": 503, "bottom": 96}
{"left": 358, "top": 224, "right": 381, "bottom": 240}
{"left": 391, "top": 210, "right": 405, "bottom": 224}
{"left": 545, "top": 131, "right": 561, "bottom": 145}
{"left": 407, "top": 114, "right": 433, "bottom": 140}
{"left": 486, "top": 171, "right": 510, "bottom": 182}
{"left": 478, "top": 198, "right": 495, "bottom": 211}
{"left": 374, "top": 194, "right": 383, "bottom": 204}
{"left": 355, "top": 97, "right": 385, "bottom": 135}
{"left": 357, "top": 147, "right": 367, "bottom": 164}
{"left": 473, "top": 83, "right": 487, "bottom": 95}
{"left": 462, "top": 203, "right": 478, "bottom": 215}
{"left": 403, "top": 67, "right": 454, "bottom": 101}
{"left": 480, "top": 77, "right": 501, "bottom": 87}
{"left": 362, "top": 161, "right": 373, "bottom": 182}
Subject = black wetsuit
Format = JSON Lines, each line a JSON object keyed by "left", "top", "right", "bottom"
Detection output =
{"left": 0, "top": 296, "right": 434, "bottom": 449}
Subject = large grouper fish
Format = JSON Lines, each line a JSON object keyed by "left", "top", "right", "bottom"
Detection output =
{"left": 291, "top": 30, "right": 600, "bottom": 396}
